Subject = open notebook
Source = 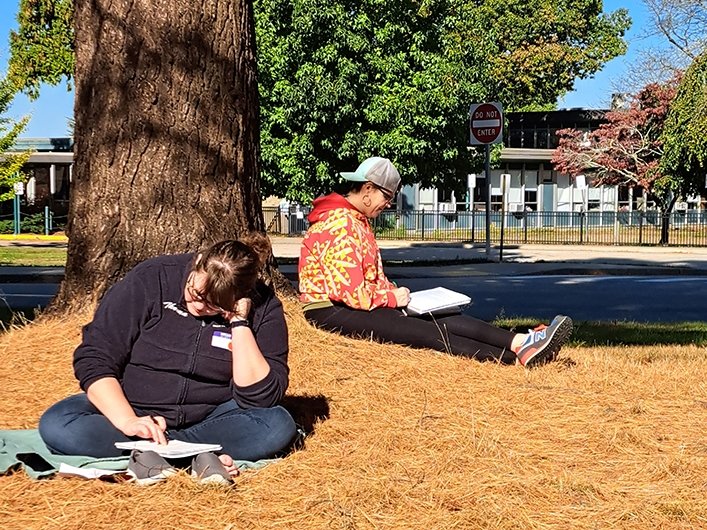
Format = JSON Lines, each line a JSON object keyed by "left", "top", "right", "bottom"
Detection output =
{"left": 405, "top": 287, "right": 471, "bottom": 316}
{"left": 115, "top": 440, "right": 222, "bottom": 458}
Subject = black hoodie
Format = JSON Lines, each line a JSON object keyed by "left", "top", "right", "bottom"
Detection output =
{"left": 73, "top": 253, "right": 289, "bottom": 428}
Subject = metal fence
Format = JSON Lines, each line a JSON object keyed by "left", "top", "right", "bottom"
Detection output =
{"left": 4, "top": 202, "right": 705, "bottom": 246}
{"left": 0, "top": 205, "right": 68, "bottom": 235}
{"left": 263, "top": 206, "right": 707, "bottom": 247}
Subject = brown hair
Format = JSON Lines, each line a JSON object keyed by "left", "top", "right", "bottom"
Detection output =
{"left": 191, "top": 232, "right": 271, "bottom": 311}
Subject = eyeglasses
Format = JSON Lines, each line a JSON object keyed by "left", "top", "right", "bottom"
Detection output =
{"left": 373, "top": 184, "right": 396, "bottom": 204}
{"left": 186, "top": 273, "right": 226, "bottom": 313}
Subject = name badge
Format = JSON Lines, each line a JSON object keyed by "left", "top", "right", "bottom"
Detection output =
{"left": 211, "top": 331, "right": 232, "bottom": 350}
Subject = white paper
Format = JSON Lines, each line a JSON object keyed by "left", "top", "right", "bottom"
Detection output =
{"left": 57, "top": 463, "right": 127, "bottom": 480}
{"left": 406, "top": 287, "right": 471, "bottom": 316}
{"left": 114, "top": 439, "right": 222, "bottom": 458}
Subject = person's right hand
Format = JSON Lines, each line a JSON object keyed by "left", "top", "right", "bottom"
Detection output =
{"left": 119, "top": 415, "right": 169, "bottom": 445}
{"left": 392, "top": 286, "right": 411, "bottom": 307}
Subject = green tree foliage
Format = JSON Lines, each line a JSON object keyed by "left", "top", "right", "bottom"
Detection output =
{"left": 0, "top": 78, "right": 31, "bottom": 201}
{"left": 660, "top": 52, "right": 707, "bottom": 197}
{"left": 8, "top": 0, "right": 631, "bottom": 202}
{"left": 8, "top": 0, "right": 74, "bottom": 99}
{"left": 255, "top": 0, "right": 631, "bottom": 201}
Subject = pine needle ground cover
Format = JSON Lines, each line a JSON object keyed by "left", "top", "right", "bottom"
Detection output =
{"left": 1, "top": 301, "right": 706, "bottom": 529}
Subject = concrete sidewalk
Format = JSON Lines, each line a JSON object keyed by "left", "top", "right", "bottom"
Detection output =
{"left": 4, "top": 236, "right": 707, "bottom": 279}
{"left": 270, "top": 236, "right": 707, "bottom": 275}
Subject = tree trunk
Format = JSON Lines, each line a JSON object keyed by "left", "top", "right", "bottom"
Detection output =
{"left": 50, "top": 0, "right": 289, "bottom": 312}
{"left": 659, "top": 213, "right": 670, "bottom": 246}
{"left": 658, "top": 195, "right": 677, "bottom": 246}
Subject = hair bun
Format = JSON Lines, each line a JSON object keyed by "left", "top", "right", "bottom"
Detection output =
{"left": 239, "top": 232, "right": 271, "bottom": 270}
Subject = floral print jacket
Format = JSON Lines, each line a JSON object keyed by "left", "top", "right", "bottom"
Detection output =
{"left": 298, "top": 193, "right": 397, "bottom": 310}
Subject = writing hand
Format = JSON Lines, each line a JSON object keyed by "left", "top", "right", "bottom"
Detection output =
{"left": 392, "top": 287, "right": 411, "bottom": 307}
{"left": 119, "top": 415, "right": 169, "bottom": 445}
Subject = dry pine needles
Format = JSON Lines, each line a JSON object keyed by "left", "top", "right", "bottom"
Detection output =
{"left": 1, "top": 301, "right": 706, "bottom": 529}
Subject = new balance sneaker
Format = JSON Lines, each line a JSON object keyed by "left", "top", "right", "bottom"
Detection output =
{"left": 191, "top": 452, "right": 233, "bottom": 485}
{"left": 516, "top": 315, "right": 573, "bottom": 367}
{"left": 126, "top": 450, "right": 178, "bottom": 486}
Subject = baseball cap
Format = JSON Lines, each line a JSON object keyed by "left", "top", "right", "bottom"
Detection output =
{"left": 340, "top": 157, "right": 401, "bottom": 195}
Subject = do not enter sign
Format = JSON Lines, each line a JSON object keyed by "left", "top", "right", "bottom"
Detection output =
{"left": 469, "top": 102, "right": 503, "bottom": 145}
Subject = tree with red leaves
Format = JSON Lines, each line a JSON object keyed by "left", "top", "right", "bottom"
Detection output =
{"left": 552, "top": 78, "right": 680, "bottom": 243}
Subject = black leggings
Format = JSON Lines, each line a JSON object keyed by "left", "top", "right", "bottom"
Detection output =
{"left": 305, "top": 305, "right": 517, "bottom": 364}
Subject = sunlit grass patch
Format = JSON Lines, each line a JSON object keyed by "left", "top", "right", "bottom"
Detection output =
{"left": 0, "top": 247, "right": 67, "bottom": 267}
{"left": 498, "top": 317, "right": 707, "bottom": 347}
{"left": 2, "top": 302, "right": 707, "bottom": 529}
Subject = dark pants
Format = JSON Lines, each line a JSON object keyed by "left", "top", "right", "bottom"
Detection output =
{"left": 305, "top": 305, "right": 517, "bottom": 364}
{"left": 39, "top": 393, "right": 298, "bottom": 460}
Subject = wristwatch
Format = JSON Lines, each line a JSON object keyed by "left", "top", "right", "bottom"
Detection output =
{"left": 230, "top": 318, "right": 250, "bottom": 329}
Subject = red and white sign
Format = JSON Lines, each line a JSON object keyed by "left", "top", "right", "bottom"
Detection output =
{"left": 469, "top": 102, "right": 503, "bottom": 145}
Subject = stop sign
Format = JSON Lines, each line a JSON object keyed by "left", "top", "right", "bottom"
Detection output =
{"left": 469, "top": 102, "right": 503, "bottom": 145}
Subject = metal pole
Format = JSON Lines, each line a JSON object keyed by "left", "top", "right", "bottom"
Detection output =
{"left": 13, "top": 195, "right": 20, "bottom": 235}
{"left": 580, "top": 211, "right": 585, "bottom": 244}
{"left": 500, "top": 193, "right": 505, "bottom": 262}
{"left": 45, "top": 205, "right": 50, "bottom": 235}
{"left": 485, "top": 144, "right": 491, "bottom": 257}
{"left": 471, "top": 207, "right": 475, "bottom": 244}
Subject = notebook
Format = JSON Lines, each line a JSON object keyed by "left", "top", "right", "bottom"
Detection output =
{"left": 405, "top": 287, "right": 472, "bottom": 316}
{"left": 114, "top": 440, "right": 222, "bottom": 458}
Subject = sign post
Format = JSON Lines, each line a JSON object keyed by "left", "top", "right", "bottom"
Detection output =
{"left": 13, "top": 181, "right": 24, "bottom": 236}
{"left": 469, "top": 102, "right": 504, "bottom": 258}
{"left": 499, "top": 173, "right": 510, "bottom": 262}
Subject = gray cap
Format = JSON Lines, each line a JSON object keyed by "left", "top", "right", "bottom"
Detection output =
{"left": 340, "top": 157, "right": 401, "bottom": 195}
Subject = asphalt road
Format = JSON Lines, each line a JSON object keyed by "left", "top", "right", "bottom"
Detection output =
{"left": 395, "top": 274, "right": 707, "bottom": 323}
{"left": 3, "top": 271, "right": 705, "bottom": 323}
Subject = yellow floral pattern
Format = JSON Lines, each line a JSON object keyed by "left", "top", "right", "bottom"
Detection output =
{"left": 299, "top": 198, "right": 396, "bottom": 311}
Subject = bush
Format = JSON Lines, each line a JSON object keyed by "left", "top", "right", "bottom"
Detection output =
{"left": 0, "top": 213, "right": 47, "bottom": 234}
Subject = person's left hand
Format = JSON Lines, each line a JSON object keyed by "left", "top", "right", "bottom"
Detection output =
{"left": 222, "top": 298, "right": 252, "bottom": 323}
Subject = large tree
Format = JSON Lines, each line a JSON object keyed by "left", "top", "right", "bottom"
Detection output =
{"left": 255, "top": 0, "right": 631, "bottom": 202}
{"left": 13, "top": 0, "right": 278, "bottom": 311}
{"left": 660, "top": 51, "right": 707, "bottom": 197}
{"left": 552, "top": 79, "right": 680, "bottom": 243}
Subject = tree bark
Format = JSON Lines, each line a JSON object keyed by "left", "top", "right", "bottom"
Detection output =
{"left": 50, "top": 0, "right": 289, "bottom": 312}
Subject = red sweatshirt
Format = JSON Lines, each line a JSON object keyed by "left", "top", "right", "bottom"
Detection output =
{"left": 298, "top": 193, "right": 398, "bottom": 310}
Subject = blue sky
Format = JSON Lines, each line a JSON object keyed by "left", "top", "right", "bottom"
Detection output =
{"left": 1, "top": 0, "right": 650, "bottom": 138}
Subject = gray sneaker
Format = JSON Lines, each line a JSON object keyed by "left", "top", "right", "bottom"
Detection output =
{"left": 126, "top": 450, "right": 178, "bottom": 486}
{"left": 191, "top": 452, "right": 233, "bottom": 485}
{"left": 516, "top": 315, "right": 573, "bottom": 367}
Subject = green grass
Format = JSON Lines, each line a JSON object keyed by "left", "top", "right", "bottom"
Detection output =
{"left": 0, "top": 247, "right": 67, "bottom": 266}
{"left": 499, "top": 318, "right": 707, "bottom": 346}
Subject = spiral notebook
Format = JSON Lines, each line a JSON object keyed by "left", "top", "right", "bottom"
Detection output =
{"left": 405, "top": 287, "right": 471, "bottom": 316}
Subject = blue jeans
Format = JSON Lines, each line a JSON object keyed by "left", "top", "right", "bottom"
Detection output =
{"left": 39, "top": 394, "right": 298, "bottom": 460}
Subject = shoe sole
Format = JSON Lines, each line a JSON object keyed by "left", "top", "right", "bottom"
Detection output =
{"left": 191, "top": 470, "right": 233, "bottom": 485}
{"left": 520, "top": 316, "right": 573, "bottom": 367}
{"left": 127, "top": 467, "right": 178, "bottom": 486}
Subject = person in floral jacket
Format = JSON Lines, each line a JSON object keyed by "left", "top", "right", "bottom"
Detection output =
{"left": 298, "top": 156, "right": 572, "bottom": 367}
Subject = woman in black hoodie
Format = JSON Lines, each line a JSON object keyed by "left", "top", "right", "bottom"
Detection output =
{"left": 39, "top": 234, "right": 297, "bottom": 481}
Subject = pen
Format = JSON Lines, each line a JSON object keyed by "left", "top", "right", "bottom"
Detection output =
{"left": 150, "top": 415, "right": 170, "bottom": 441}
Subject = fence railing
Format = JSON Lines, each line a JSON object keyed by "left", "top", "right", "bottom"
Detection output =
{"left": 4, "top": 204, "right": 706, "bottom": 247}
{"left": 0, "top": 205, "right": 68, "bottom": 235}
{"left": 263, "top": 206, "right": 707, "bottom": 247}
